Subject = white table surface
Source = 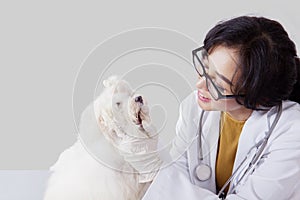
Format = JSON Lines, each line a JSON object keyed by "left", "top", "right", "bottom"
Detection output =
{"left": 0, "top": 170, "right": 51, "bottom": 200}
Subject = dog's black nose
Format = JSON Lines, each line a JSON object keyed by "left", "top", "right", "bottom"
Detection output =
{"left": 135, "top": 96, "right": 143, "bottom": 103}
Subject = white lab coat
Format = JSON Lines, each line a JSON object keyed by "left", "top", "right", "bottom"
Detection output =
{"left": 142, "top": 91, "right": 300, "bottom": 200}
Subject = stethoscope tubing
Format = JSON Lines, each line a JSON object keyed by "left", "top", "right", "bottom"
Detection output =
{"left": 197, "top": 103, "right": 283, "bottom": 199}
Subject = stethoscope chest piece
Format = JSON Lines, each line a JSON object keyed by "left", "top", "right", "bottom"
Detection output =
{"left": 195, "top": 163, "right": 212, "bottom": 181}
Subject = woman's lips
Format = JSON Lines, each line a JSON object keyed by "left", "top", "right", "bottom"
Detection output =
{"left": 198, "top": 90, "right": 211, "bottom": 103}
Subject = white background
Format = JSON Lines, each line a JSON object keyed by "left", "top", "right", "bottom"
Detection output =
{"left": 0, "top": 0, "right": 299, "bottom": 169}
{"left": 0, "top": 1, "right": 299, "bottom": 199}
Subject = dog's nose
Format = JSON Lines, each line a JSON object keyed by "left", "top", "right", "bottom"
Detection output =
{"left": 135, "top": 96, "right": 143, "bottom": 103}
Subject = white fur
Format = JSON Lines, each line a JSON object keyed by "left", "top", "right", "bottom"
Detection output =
{"left": 43, "top": 76, "right": 153, "bottom": 200}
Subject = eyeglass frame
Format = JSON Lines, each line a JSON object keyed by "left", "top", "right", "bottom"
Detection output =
{"left": 192, "top": 46, "right": 243, "bottom": 101}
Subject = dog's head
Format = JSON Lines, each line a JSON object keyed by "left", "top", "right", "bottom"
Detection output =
{"left": 94, "top": 75, "right": 151, "bottom": 142}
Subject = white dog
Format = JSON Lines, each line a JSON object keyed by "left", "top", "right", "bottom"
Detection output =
{"left": 43, "top": 76, "right": 158, "bottom": 200}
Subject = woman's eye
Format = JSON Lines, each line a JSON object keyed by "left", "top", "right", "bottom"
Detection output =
{"left": 211, "top": 77, "right": 226, "bottom": 93}
{"left": 216, "top": 85, "right": 226, "bottom": 93}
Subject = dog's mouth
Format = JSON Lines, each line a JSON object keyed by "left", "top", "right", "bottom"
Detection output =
{"left": 136, "top": 109, "right": 142, "bottom": 125}
{"left": 132, "top": 95, "right": 144, "bottom": 127}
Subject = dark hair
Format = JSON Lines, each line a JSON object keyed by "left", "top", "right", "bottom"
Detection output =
{"left": 203, "top": 16, "right": 300, "bottom": 110}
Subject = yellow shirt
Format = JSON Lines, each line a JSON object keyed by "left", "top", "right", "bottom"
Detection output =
{"left": 215, "top": 112, "right": 246, "bottom": 194}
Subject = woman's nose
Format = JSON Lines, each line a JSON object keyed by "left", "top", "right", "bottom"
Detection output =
{"left": 196, "top": 76, "right": 208, "bottom": 90}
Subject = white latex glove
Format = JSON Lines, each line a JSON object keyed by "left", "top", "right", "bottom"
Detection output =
{"left": 114, "top": 107, "right": 163, "bottom": 183}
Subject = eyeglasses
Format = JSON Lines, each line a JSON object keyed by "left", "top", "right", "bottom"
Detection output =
{"left": 192, "top": 46, "right": 242, "bottom": 101}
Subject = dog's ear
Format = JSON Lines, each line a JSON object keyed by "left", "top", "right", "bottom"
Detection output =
{"left": 98, "top": 114, "right": 121, "bottom": 147}
{"left": 97, "top": 110, "right": 114, "bottom": 134}
{"left": 98, "top": 115, "right": 108, "bottom": 133}
{"left": 103, "top": 75, "right": 119, "bottom": 88}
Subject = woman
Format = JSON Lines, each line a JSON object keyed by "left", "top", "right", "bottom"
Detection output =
{"left": 124, "top": 16, "right": 300, "bottom": 199}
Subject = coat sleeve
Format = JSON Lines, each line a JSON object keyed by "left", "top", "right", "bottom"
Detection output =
{"left": 169, "top": 93, "right": 197, "bottom": 161}
{"left": 142, "top": 153, "right": 221, "bottom": 200}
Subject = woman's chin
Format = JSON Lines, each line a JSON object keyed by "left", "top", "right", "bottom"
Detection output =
{"left": 197, "top": 100, "right": 212, "bottom": 111}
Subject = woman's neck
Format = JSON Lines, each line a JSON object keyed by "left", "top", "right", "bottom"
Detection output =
{"left": 226, "top": 108, "right": 253, "bottom": 121}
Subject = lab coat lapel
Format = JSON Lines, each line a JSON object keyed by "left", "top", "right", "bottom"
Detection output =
{"left": 192, "top": 110, "right": 221, "bottom": 159}
{"left": 190, "top": 111, "right": 220, "bottom": 193}
{"left": 230, "top": 110, "right": 269, "bottom": 188}
{"left": 201, "top": 111, "right": 221, "bottom": 164}
{"left": 233, "top": 110, "right": 269, "bottom": 168}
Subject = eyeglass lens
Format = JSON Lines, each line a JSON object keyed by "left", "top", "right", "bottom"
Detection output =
{"left": 193, "top": 49, "right": 220, "bottom": 100}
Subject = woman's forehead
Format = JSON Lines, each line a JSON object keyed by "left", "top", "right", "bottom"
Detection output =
{"left": 209, "top": 46, "right": 240, "bottom": 81}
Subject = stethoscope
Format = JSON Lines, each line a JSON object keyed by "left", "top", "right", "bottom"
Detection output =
{"left": 195, "top": 103, "right": 283, "bottom": 199}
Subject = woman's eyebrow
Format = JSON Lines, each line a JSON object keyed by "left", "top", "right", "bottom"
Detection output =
{"left": 215, "top": 71, "right": 233, "bottom": 85}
